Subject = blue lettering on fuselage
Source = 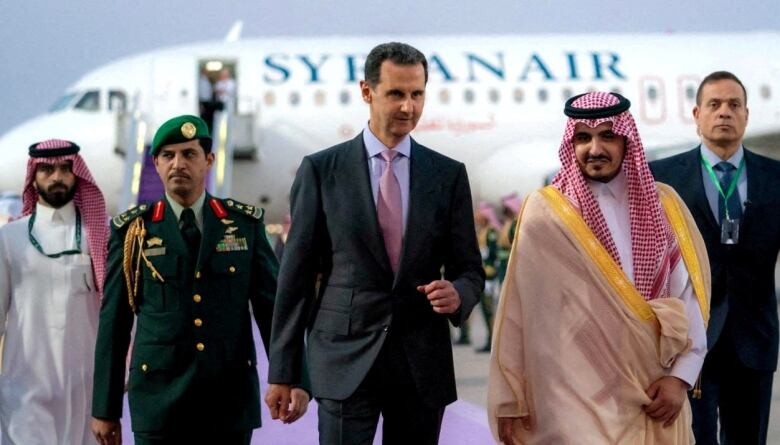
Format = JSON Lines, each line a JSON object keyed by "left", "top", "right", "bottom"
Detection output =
{"left": 428, "top": 54, "right": 456, "bottom": 82}
{"left": 298, "top": 55, "right": 329, "bottom": 83}
{"left": 466, "top": 53, "right": 505, "bottom": 81}
{"left": 591, "top": 52, "right": 626, "bottom": 80}
{"left": 518, "top": 53, "right": 555, "bottom": 81}
{"left": 261, "top": 51, "right": 626, "bottom": 84}
{"left": 263, "top": 54, "right": 291, "bottom": 84}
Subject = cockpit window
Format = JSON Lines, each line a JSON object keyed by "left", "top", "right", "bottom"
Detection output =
{"left": 74, "top": 90, "right": 100, "bottom": 111}
{"left": 49, "top": 93, "right": 77, "bottom": 112}
{"left": 109, "top": 90, "right": 127, "bottom": 112}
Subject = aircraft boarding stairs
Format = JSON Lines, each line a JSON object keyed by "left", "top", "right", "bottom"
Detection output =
{"left": 115, "top": 103, "right": 255, "bottom": 210}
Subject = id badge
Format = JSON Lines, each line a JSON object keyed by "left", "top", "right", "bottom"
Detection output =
{"left": 721, "top": 218, "right": 740, "bottom": 245}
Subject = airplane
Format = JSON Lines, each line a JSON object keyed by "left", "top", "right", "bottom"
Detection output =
{"left": 1, "top": 27, "right": 779, "bottom": 227}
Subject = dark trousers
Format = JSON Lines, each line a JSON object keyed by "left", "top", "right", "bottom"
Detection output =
{"left": 134, "top": 429, "right": 252, "bottom": 445}
{"left": 691, "top": 333, "right": 774, "bottom": 445}
{"left": 317, "top": 331, "right": 445, "bottom": 445}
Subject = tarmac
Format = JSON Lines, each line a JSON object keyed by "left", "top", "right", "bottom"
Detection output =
{"left": 110, "top": 282, "right": 779, "bottom": 444}
{"left": 452, "top": 300, "right": 780, "bottom": 445}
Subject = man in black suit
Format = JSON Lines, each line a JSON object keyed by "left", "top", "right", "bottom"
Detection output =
{"left": 264, "top": 42, "right": 484, "bottom": 444}
{"left": 650, "top": 71, "right": 780, "bottom": 444}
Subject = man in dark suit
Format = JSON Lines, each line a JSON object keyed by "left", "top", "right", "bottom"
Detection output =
{"left": 91, "top": 115, "right": 309, "bottom": 445}
{"left": 650, "top": 71, "right": 780, "bottom": 444}
{"left": 265, "top": 42, "right": 484, "bottom": 444}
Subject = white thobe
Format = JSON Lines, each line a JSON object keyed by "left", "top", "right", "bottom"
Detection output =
{"left": 588, "top": 171, "right": 707, "bottom": 387}
{"left": 0, "top": 201, "right": 99, "bottom": 445}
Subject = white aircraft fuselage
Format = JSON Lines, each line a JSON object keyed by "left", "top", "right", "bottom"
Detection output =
{"left": 2, "top": 33, "right": 779, "bottom": 222}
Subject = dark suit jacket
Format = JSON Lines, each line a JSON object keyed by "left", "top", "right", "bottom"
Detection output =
{"left": 268, "top": 133, "right": 485, "bottom": 407}
{"left": 650, "top": 147, "right": 780, "bottom": 372}
{"left": 92, "top": 194, "right": 296, "bottom": 432}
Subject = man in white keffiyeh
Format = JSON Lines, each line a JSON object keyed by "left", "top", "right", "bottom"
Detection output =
{"left": 487, "top": 92, "right": 711, "bottom": 444}
{"left": 0, "top": 139, "right": 107, "bottom": 444}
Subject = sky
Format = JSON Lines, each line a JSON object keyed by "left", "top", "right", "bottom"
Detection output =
{"left": 1, "top": 0, "right": 778, "bottom": 135}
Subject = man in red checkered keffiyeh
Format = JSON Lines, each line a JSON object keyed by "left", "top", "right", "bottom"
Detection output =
{"left": 0, "top": 139, "right": 109, "bottom": 443}
{"left": 551, "top": 91, "right": 678, "bottom": 301}
{"left": 20, "top": 139, "right": 108, "bottom": 297}
{"left": 488, "top": 92, "right": 711, "bottom": 444}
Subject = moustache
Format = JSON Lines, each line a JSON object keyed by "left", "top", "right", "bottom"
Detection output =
{"left": 586, "top": 155, "right": 611, "bottom": 162}
{"left": 47, "top": 183, "right": 68, "bottom": 192}
{"left": 169, "top": 172, "right": 191, "bottom": 179}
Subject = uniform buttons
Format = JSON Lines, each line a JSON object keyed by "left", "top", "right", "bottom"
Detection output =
{"left": 194, "top": 318, "right": 203, "bottom": 327}
{"left": 141, "top": 364, "right": 149, "bottom": 372}
{"left": 229, "top": 266, "right": 236, "bottom": 273}
{"left": 382, "top": 325, "right": 389, "bottom": 332}
{"left": 195, "top": 271, "right": 201, "bottom": 279}
{"left": 247, "top": 360, "right": 252, "bottom": 367}
{"left": 193, "top": 294, "right": 202, "bottom": 303}
{"left": 196, "top": 343, "right": 205, "bottom": 351}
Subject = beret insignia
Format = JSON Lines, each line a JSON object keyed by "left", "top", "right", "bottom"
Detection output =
{"left": 181, "top": 122, "right": 197, "bottom": 139}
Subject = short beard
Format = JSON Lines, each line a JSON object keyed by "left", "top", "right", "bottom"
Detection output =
{"left": 36, "top": 182, "right": 77, "bottom": 208}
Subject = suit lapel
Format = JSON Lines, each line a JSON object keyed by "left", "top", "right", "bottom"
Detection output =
{"left": 682, "top": 146, "right": 720, "bottom": 231}
{"left": 393, "top": 141, "right": 437, "bottom": 289}
{"left": 339, "top": 134, "right": 394, "bottom": 277}
{"left": 741, "top": 149, "right": 765, "bottom": 232}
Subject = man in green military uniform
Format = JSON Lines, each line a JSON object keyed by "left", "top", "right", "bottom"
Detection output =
{"left": 91, "top": 115, "right": 309, "bottom": 445}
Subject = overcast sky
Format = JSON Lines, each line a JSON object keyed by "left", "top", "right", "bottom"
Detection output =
{"left": 1, "top": 0, "right": 777, "bottom": 135}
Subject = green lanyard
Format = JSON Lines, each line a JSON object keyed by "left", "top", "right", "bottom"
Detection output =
{"left": 700, "top": 155, "right": 745, "bottom": 219}
{"left": 28, "top": 208, "right": 82, "bottom": 258}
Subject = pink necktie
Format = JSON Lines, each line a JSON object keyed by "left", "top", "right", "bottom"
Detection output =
{"left": 377, "top": 150, "right": 402, "bottom": 274}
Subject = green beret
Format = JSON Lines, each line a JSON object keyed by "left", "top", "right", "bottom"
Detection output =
{"left": 150, "top": 115, "right": 212, "bottom": 156}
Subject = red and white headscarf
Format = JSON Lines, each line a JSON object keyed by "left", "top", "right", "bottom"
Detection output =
{"left": 551, "top": 92, "right": 679, "bottom": 301}
{"left": 477, "top": 202, "right": 501, "bottom": 231}
{"left": 21, "top": 139, "right": 109, "bottom": 298}
{"left": 501, "top": 192, "right": 523, "bottom": 216}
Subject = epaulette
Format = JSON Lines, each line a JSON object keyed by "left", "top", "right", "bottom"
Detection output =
{"left": 111, "top": 203, "right": 152, "bottom": 229}
{"left": 223, "top": 198, "right": 264, "bottom": 220}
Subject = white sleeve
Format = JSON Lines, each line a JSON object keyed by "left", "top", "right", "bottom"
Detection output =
{"left": 668, "top": 259, "right": 707, "bottom": 388}
{"left": 0, "top": 230, "right": 12, "bottom": 338}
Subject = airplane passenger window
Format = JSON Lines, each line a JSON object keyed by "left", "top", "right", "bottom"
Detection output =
{"left": 760, "top": 85, "right": 771, "bottom": 100}
{"left": 439, "top": 89, "right": 450, "bottom": 104}
{"left": 464, "top": 89, "right": 475, "bottom": 104}
{"left": 49, "top": 93, "right": 77, "bottom": 112}
{"left": 685, "top": 86, "right": 696, "bottom": 100}
{"left": 488, "top": 89, "right": 500, "bottom": 103}
{"left": 610, "top": 87, "right": 622, "bottom": 95}
{"left": 561, "top": 88, "right": 573, "bottom": 100}
{"left": 264, "top": 92, "right": 275, "bottom": 106}
{"left": 647, "top": 86, "right": 658, "bottom": 101}
{"left": 74, "top": 91, "right": 100, "bottom": 111}
{"left": 513, "top": 88, "right": 524, "bottom": 103}
{"left": 340, "top": 90, "right": 350, "bottom": 105}
{"left": 108, "top": 90, "right": 127, "bottom": 112}
{"left": 538, "top": 89, "right": 548, "bottom": 102}
{"left": 289, "top": 92, "right": 300, "bottom": 106}
{"left": 314, "top": 90, "right": 326, "bottom": 106}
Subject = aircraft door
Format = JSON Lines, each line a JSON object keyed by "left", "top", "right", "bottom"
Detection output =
{"left": 677, "top": 76, "right": 699, "bottom": 124}
{"left": 151, "top": 55, "right": 197, "bottom": 128}
{"left": 638, "top": 77, "right": 666, "bottom": 124}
